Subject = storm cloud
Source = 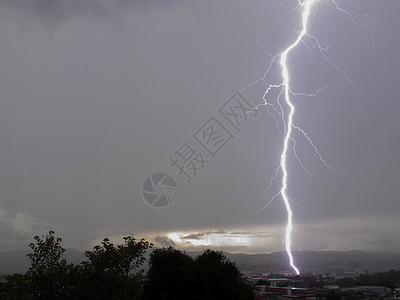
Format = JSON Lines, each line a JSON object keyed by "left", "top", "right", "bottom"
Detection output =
{"left": 0, "top": 0, "right": 399, "bottom": 254}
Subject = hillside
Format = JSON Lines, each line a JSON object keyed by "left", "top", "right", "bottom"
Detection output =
{"left": 1, "top": 249, "right": 399, "bottom": 275}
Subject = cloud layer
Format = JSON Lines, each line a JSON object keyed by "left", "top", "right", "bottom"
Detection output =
{"left": 0, "top": 0, "right": 399, "bottom": 253}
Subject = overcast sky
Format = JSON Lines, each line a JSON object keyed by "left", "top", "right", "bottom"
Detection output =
{"left": 0, "top": 0, "right": 399, "bottom": 258}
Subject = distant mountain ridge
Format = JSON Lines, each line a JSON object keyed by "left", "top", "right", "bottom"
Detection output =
{"left": 0, "top": 248, "right": 86, "bottom": 275}
{"left": 222, "top": 250, "right": 400, "bottom": 274}
{"left": 1, "top": 249, "right": 399, "bottom": 275}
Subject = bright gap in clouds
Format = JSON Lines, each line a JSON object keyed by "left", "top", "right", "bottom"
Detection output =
{"left": 168, "top": 231, "right": 253, "bottom": 247}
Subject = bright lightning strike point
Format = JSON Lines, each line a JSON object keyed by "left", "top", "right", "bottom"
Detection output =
{"left": 279, "top": 0, "right": 319, "bottom": 276}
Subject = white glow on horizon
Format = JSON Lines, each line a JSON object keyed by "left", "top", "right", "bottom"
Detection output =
{"left": 167, "top": 232, "right": 252, "bottom": 247}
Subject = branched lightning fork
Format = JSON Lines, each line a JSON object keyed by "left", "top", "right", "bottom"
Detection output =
{"left": 277, "top": 0, "right": 318, "bottom": 276}
{"left": 238, "top": 0, "right": 398, "bottom": 275}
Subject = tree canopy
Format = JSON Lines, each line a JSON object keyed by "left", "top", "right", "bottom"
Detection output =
{"left": 2, "top": 231, "right": 153, "bottom": 300}
{"left": 1, "top": 232, "right": 254, "bottom": 300}
{"left": 143, "top": 247, "right": 254, "bottom": 300}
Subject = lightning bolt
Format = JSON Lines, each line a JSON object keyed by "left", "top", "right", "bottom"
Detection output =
{"left": 278, "top": 0, "right": 318, "bottom": 276}
{"left": 240, "top": 0, "right": 396, "bottom": 275}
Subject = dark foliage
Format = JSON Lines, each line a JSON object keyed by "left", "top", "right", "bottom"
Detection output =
{"left": 143, "top": 247, "right": 254, "bottom": 300}
{"left": 334, "top": 269, "right": 400, "bottom": 289}
{"left": 358, "top": 269, "right": 400, "bottom": 290}
{"left": 0, "top": 232, "right": 254, "bottom": 299}
{"left": 1, "top": 231, "right": 152, "bottom": 300}
{"left": 80, "top": 236, "right": 152, "bottom": 299}
{"left": 326, "top": 289, "right": 341, "bottom": 300}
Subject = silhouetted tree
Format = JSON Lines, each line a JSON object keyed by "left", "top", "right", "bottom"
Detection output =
{"left": 24, "top": 231, "right": 75, "bottom": 299}
{"left": 143, "top": 248, "right": 254, "bottom": 300}
{"left": 3, "top": 232, "right": 255, "bottom": 300}
{"left": 195, "top": 249, "right": 254, "bottom": 299}
{"left": 2, "top": 273, "right": 31, "bottom": 299}
{"left": 2, "top": 232, "right": 152, "bottom": 300}
{"left": 81, "top": 236, "right": 153, "bottom": 299}
{"left": 143, "top": 247, "right": 196, "bottom": 299}
{"left": 326, "top": 289, "right": 341, "bottom": 300}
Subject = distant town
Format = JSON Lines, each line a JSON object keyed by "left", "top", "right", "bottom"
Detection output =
{"left": 246, "top": 270, "right": 400, "bottom": 300}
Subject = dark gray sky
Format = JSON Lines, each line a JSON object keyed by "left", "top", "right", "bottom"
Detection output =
{"left": 0, "top": 0, "right": 399, "bottom": 255}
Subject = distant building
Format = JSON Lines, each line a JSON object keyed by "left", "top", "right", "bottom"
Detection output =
{"left": 255, "top": 285, "right": 316, "bottom": 299}
{"left": 268, "top": 277, "right": 311, "bottom": 288}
